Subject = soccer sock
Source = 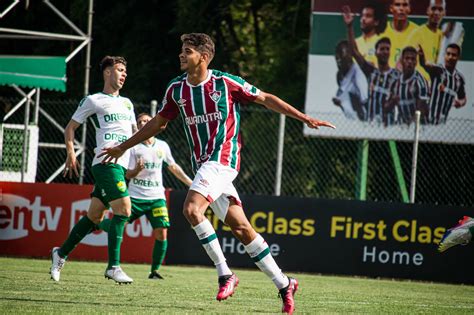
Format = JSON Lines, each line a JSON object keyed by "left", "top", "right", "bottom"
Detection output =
{"left": 151, "top": 239, "right": 168, "bottom": 272}
{"left": 244, "top": 234, "right": 289, "bottom": 290}
{"left": 59, "top": 215, "right": 95, "bottom": 259}
{"left": 107, "top": 214, "right": 128, "bottom": 269}
{"left": 97, "top": 218, "right": 111, "bottom": 232}
{"left": 192, "top": 219, "right": 232, "bottom": 277}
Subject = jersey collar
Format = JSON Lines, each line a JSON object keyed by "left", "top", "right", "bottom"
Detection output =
{"left": 186, "top": 70, "right": 212, "bottom": 87}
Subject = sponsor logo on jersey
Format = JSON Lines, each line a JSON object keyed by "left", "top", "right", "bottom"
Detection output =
{"left": 104, "top": 133, "right": 128, "bottom": 143}
{"left": 104, "top": 113, "right": 132, "bottom": 122}
{"left": 124, "top": 100, "right": 132, "bottom": 111}
{"left": 199, "top": 178, "right": 210, "bottom": 187}
{"left": 209, "top": 91, "right": 221, "bottom": 103}
{"left": 177, "top": 98, "right": 187, "bottom": 107}
{"left": 116, "top": 181, "right": 127, "bottom": 192}
{"left": 185, "top": 112, "right": 222, "bottom": 126}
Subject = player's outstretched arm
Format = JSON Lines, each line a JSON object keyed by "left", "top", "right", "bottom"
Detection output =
{"left": 63, "top": 119, "right": 81, "bottom": 178}
{"left": 99, "top": 114, "right": 170, "bottom": 164}
{"left": 168, "top": 163, "right": 193, "bottom": 187}
{"left": 342, "top": 6, "right": 367, "bottom": 70}
{"left": 418, "top": 45, "right": 439, "bottom": 76}
{"left": 255, "top": 92, "right": 336, "bottom": 129}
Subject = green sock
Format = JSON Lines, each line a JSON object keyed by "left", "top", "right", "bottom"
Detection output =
{"left": 108, "top": 214, "right": 128, "bottom": 269}
{"left": 151, "top": 239, "right": 168, "bottom": 272}
{"left": 59, "top": 216, "right": 95, "bottom": 258}
{"left": 97, "top": 218, "right": 111, "bottom": 232}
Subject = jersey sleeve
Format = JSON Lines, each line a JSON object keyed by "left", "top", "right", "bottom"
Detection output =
{"left": 158, "top": 81, "right": 180, "bottom": 120}
{"left": 162, "top": 141, "right": 176, "bottom": 166}
{"left": 416, "top": 75, "right": 430, "bottom": 101}
{"left": 224, "top": 73, "right": 261, "bottom": 104}
{"left": 71, "top": 97, "right": 94, "bottom": 124}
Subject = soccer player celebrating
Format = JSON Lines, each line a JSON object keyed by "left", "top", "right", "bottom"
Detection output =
{"left": 408, "top": 0, "right": 446, "bottom": 81}
{"left": 382, "top": 0, "right": 418, "bottom": 67}
{"left": 50, "top": 56, "right": 136, "bottom": 284}
{"left": 354, "top": 1, "right": 388, "bottom": 65}
{"left": 96, "top": 112, "right": 192, "bottom": 279}
{"left": 419, "top": 43, "right": 466, "bottom": 124}
{"left": 343, "top": 5, "right": 400, "bottom": 125}
{"left": 100, "top": 33, "right": 335, "bottom": 314}
{"left": 385, "top": 46, "right": 429, "bottom": 125}
{"left": 332, "top": 40, "right": 368, "bottom": 121}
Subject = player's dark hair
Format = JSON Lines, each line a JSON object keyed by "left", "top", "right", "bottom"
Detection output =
{"left": 99, "top": 56, "right": 127, "bottom": 72}
{"left": 401, "top": 46, "right": 417, "bottom": 58}
{"left": 335, "top": 40, "right": 349, "bottom": 55}
{"left": 362, "top": 1, "right": 388, "bottom": 34}
{"left": 375, "top": 37, "right": 391, "bottom": 50}
{"left": 181, "top": 33, "right": 215, "bottom": 62}
{"left": 137, "top": 112, "right": 152, "bottom": 120}
{"left": 446, "top": 43, "right": 461, "bottom": 56}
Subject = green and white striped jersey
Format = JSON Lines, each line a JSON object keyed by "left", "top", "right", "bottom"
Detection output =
{"left": 158, "top": 70, "right": 260, "bottom": 173}
{"left": 72, "top": 92, "right": 136, "bottom": 168}
{"left": 127, "top": 138, "right": 175, "bottom": 200}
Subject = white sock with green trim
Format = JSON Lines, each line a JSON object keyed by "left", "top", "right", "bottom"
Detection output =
{"left": 193, "top": 219, "right": 231, "bottom": 277}
{"left": 244, "top": 234, "right": 289, "bottom": 290}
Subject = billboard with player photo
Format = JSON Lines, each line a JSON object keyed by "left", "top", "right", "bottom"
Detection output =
{"left": 305, "top": 0, "right": 473, "bottom": 143}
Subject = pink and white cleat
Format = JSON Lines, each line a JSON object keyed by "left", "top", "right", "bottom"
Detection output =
{"left": 279, "top": 277, "right": 299, "bottom": 314}
{"left": 216, "top": 273, "right": 239, "bottom": 301}
{"left": 438, "top": 216, "right": 474, "bottom": 252}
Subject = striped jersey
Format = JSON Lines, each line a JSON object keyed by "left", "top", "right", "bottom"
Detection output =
{"left": 72, "top": 92, "right": 136, "bottom": 168}
{"left": 360, "top": 62, "right": 400, "bottom": 125}
{"left": 158, "top": 70, "right": 260, "bottom": 173}
{"left": 390, "top": 70, "right": 429, "bottom": 124}
{"left": 427, "top": 65, "right": 466, "bottom": 124}
{"left": 127, "top": 138, "right": 175, "bottom": 200}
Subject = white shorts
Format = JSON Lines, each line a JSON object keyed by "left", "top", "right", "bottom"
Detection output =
{"left": 190, "top": 161, "right": 242, "bottom": 222}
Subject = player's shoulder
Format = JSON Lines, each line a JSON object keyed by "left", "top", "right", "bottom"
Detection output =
{"left": 408, "top": 21, "right": 419, "bottom": 31}
{"left": 211, "top": 69, "right": 245, "bottom": 85}
{"left": 77, "top": 92, "right": 103, "bottom": 107}
{"left": 166, "top": 73, "right": 186, "bottom": 87}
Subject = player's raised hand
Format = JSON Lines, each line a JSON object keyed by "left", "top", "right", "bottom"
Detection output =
{"left": 98, "top": 146, "right": 124, "bottom": 164}
{"left": 63, "top": 154, "right": 80, "bottom": 178}
{"left": 305, "top": 116, "right": 336, "bottom": 130}
{"left": 342, "top": 5, "right": 354, "bottom": 26}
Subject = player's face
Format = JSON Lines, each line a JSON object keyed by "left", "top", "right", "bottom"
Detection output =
{"left": 402, "top": 51, "right": 417, "bottom": 73}
{"left": 376, "top": 43, "right": 391, "bottom": 64}
{"left": 390, "top": 0, "right": 411, "bottom": 22}
{"left": 444, "top": 47, "right": 459, "bottom": 69}
{"left": 105, "top": 63, "right": 127, "bottom": 90}
{"left": 137, "top": 115, "right": 152, "bottom": 129}
{"left": 360, "top": 8, "right": 378, "bottom": 33}
{"left": 179, "top": 44, "right": 203, "bottom": 72}
{"left": 427, "top": 1, "right": 445, "bottom": 26}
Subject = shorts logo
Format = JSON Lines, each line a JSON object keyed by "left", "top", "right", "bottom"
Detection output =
{"left": 116, "top": 181, "right": 127, "bottom": 192}
{"left": 209, "top": 91, "right": 221, "bottom": 103}
{"left": 152, "top": 207, "right": 168, "bottom": 217}
{"left": 199, "top": 178, "right": 209, "bottom": 187}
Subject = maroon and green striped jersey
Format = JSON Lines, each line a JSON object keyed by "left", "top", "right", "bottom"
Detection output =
{"left": 158, "top": 70, "right": 260, "bottom": 172}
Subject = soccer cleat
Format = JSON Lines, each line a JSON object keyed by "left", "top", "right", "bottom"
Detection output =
{"left": 438, "top": 216, "right": 474, "bottom": 252}
{"left": 216, "top": 273, "right": 239, "bottom": 301}
{"left": 148, "top": 270, "right": 164, "bottom": 280}
{"left": 50, "top": 247, "right": 66, "bottom": 282}
{"left": 104, "top": 266, "right": 133, "bottom": 284}
{"left": 279, "top": 277, "right": 299, "bottom": 314}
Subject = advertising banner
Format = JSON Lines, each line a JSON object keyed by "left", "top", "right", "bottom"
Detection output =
{"left": 166, "top": 190, "right": 474, "bottom": 284}
{"left": 0, "top": 182, "right": 164, "bottom": 263}
{"left": 305, "top": 0, "right": 473, "bottom": 143}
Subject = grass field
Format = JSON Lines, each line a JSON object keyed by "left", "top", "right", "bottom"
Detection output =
{"left": 0, "top": 257, "right": 473, "bottom": 314}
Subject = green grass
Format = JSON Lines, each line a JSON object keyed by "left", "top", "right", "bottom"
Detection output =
{"left": 0, "top": 257, "right": 473, "bottom": 314}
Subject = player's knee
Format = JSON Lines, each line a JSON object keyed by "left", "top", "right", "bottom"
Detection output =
{"left": 183, "top": 203, "right": 203, "bottom": 224}
{"left": 154, "top": 228, "right": 167, "bottom": 241}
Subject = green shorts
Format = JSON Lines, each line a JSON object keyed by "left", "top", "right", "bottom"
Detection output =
{"left": 130, "top": 198, "right": 170, "bottom": 229}
{"left": 91, "top": 164, "right": 129, "bottom": 206}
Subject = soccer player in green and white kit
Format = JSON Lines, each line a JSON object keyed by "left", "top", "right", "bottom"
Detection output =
{"left": 96, "top": 112, "right": 192, "bottom": 279}
{"left": 50, "top": 56, "right": 136, "bottom": 284}
{"left": 100, "top": 33, "right": 335, "bottom": 314}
